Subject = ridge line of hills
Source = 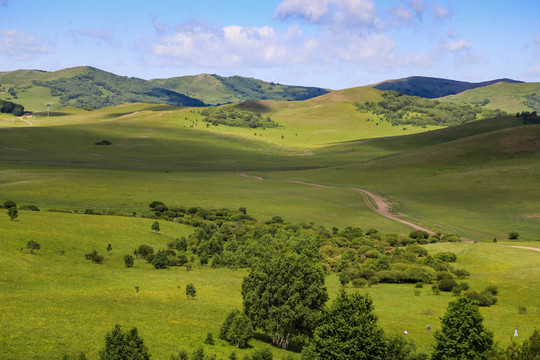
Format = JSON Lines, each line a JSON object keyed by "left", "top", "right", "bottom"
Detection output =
{"left": 0, "top": 66, "right": 539, "bottom": 113}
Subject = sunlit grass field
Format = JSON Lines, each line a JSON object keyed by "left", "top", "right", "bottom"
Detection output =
{"left": 1, "top": 212, "right": 538, "bottom": 359}
{"left": 1, "top": 99, "right": 539, "bottom": 359}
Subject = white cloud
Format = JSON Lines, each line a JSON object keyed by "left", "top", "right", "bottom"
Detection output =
{"left": 274, "top": 0, "right": 379, "bottom": 28}
{"left": 153, "top": 21, "right": 312, "bottom": 68}
{"left": 441, "top": 39, "right": 470, "bottom": 51}
{"left": 0, "top": 29, "right": 51, "bottom": 60}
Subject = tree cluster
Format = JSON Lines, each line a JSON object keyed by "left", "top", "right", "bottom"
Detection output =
{"left": 200, "top": 107, "right": 279, "bottom": 129}
{"left": 0, "top": 99, "right": 24, "bottom": 116}
{"left": 516, "top": 111, "right": 540, "bottom": 124}
{"left": 355, "top": 91, "right": 505, "bottom": 127}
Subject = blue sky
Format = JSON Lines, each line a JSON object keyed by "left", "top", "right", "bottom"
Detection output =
{"left": 1, "top": 0, "right": 539, "bottom": 89}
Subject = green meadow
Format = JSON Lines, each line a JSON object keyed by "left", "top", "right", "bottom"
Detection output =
{"left": 1, "top": 91, "right": 540, "bottom": 359}
{"left": 1, "top": 211, "right": 538, "bottom": 359}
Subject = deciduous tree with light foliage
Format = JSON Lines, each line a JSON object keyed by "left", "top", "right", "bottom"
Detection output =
{"left": 241, "top": 252, "right": 328, "bottom": 349}
{"left": 432, "top": 297, "right": 494, "bottom": 360}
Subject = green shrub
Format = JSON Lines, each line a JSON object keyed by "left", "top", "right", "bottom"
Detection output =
{"left": 151, "top": 250, "right": 170, "bottom": 269}
{"left": 352, "top": 278, "right": 367, "bottom": 288}
{"left": 434, "top": 252, "right": 457, "bottom": 262}
{"left": 124, "top": 254, "right": 134, "bottom": 268}
{"left": 404, "top": 266, "right": 436, "bottom": 283}
{"left": 454, "top": 269, "right": 470, "bottom": 279}
{"left": 508, "top": 231, "right": 520, "bottom": 240}
{"left": 438, "top": 278, "right": 458, "bottom": 292}
{"left": 464, "top": 290, "right": 497, "bottom": 306}
{"left": 409, "top": 230, "right": 429, "bottom": 240}
{"left": 484, "top": 285, "right": 498, "bottom": 296}
{"left": 20, "top": 204, "right": 40, "bottom": 211}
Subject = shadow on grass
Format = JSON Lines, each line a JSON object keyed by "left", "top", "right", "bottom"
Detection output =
{"left": 252, "top": 332, "right": 304, "bottom": 353}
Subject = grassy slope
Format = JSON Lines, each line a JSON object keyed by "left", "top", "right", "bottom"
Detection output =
{"left": 1, "top": 212, "right": 538, "bottom": 359}
{"left": 440, "top": 82, "right": 540, "bottom": 113}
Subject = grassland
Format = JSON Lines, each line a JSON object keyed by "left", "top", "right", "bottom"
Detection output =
{"left": 1, "top": 90, "right": 539, "bottom": 359}
{"left": 1, "top": 211, "right": 538, "bottom": 359}
{"left": 441, "top": 82, "right": 540, "bottom": 113}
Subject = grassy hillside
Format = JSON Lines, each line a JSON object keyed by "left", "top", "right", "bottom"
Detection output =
{"left": 0, "top": 211, "right": 538, "bottom": 359}
{"left": 373, "top": 76, "right": 521, "bottom": 98}
{"left": 150, "top": 74, "right": 329, "bottom": 105}
{"left": 440, "top": 81, "right": 540, "bottom": 113}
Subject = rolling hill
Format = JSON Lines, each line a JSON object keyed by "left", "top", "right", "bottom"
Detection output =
{"left": 150, "top": 73, "right": 330, "bottom": 105}
{"left": 0, "top": 67, "right": 329, "bottom": 111}
{"left": 439, "top": 81, "right": 540, "bottom": 113}
{"left": 372, "top": 76, "right": 521, "bottom": 98}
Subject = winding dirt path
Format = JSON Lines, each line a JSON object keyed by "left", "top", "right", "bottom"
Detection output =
{"left": 238, "top": 174, "right": 540, "bottom": 251}
{"left": 353, "top": 188, "right": 436, "bottom": 235}
{"left": 18, "top": 115, "right": 33, "bottom": 126}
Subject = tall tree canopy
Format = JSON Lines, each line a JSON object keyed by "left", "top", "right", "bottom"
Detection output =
{"left": 308, "top": 289, "right": 387, "bottom": 360}
{"left": 241, "top": 252, "right": 328, "bottom": 349}
{"left": 432, "top": 297, "right": 494, "bottom": 360}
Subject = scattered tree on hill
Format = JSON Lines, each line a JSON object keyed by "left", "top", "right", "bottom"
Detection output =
{"left": 7, "top": 207, "right": 18, "bottom": 221}
{"left": 124, "top": 254, "right": 134, "bottom": 268}
{"left": 27, "top": 240, "right": 41, "bottom": 254}
{"left": 306, "top": 289, "right": 387, "bottom": 360}
{"left": 99, "top": 324, "right": 151, "bottom": 360}
{"left": 186, "top": 283, "right": 196, "bottom": 298}
{"left": 151, "top": 221, "right": 160, "bottom": 233}
{"left": 432, "top": 297, "right": 494, "bottom": 360}
{"left": 241, "top": 252, "right": 328, "bottom": 349}
{"left": 3, "top": 200, "right": 16, "bottom": 209}
{"left": 508, "top": 231, "right": 520, "bottom": 240}
{"left": 151, "top": 249, "right": 170, "bottom": 269}
{"left": 107, "top": 243, "right": 112, "bottom": 254}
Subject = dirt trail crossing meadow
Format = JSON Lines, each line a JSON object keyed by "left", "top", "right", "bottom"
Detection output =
{"left": 239, "top": 173, "right": 436, "bottom": 234}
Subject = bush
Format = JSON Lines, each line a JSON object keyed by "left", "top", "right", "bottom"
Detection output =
{"left": 204, "top": 332, "right": 215, "bottom": 345}
{"left": 151, "top": 250, "right": 170, "bottom": 269}
{"left": 170, "top": 349, "right": 189, "bottom": 360}
{"left": 137, "top": 244, "right": 154, "bottom": 259}
{"left": 3, "top": 200, "right": 16, "bottom": 209}
{"left": 464, "top": 290, "right": 497, "bottom": 307}
{"left": 508, "top": 231, "right": 520, "bottom": 240}
{"left": 404, "top": 266, "right": 436, "bottom": 283}
{"left": 186, "top": 283, "right": 196, "bottom": 298}
{"left": 409, "top": 230, "right": 429, "bottom": 240}
{"left": 454, "top": 269, "right": 470, "bottom": 279}
{"left": 352, "top": 278, "right": 367, "bottom": 288}
{"left": 26, "top": 240, "right": 41, "bottom": 254}
{"left": 124, "top": 254, "right": 134, "bottom": 268}
{"left": 251, "top": 347, "right": 273, "bottom": 360}
{"left": 434, "top": 252, "right": 457, "bottom": 262}
{"left": 484, "top": 285, "right": 498, "bottom": 296}
{"left": 20, "top": 204, "right": 39, "bottom": 211}
{"left": 438, "top": 278, "right": 458, "bottom": 292}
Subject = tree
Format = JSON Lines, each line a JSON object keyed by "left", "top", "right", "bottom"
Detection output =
{"left": 99, "top": 324, "right": 151, "bottom": 360}
{"left": 107, "top": 243, "right": 112, "bottom": 254}
{"left": 432, "top": 297, "right": 494, "bottom": 360}
{"left": 3, "top": 200, "right": 16, "bottom": 208}
{"left": 124, "top": 254, "right": 134, "bottom": 268}
{"left": 219, "top": 309, "right": 253, "bottom": 348}
{"left": 241, "top": 252, "right": 328, "bottom": 349}
{"left": 508, "top": 231, "right": 520, "bottom": 240}
{"left": 186, "top": 283, "right": 196, "bottom": 298}
{"left": 151, "top": 250, "right": 170, "bottom": 269}
{"left": 151, "top": 221, "right": 160, "bottom": 233}
{"left": 8, "top": 207, "right": 18, "bottom": 221}
{"left": 308, "top": 289, "right": 387, "bottom": 359}
{"left": 27, "top": 240, "right": 41, "bottom": 254}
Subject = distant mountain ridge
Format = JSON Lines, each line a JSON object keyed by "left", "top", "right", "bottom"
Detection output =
{"left": 0, "top": 66, "right": 329, "bottom": 111}
{"left": 372, "top": 76, "right": 522, "bottom": 98}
